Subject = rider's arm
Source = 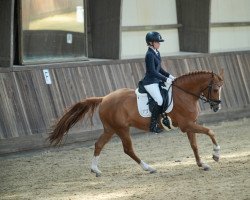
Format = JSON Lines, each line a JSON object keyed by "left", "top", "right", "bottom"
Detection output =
{"left": 145, "top": 53, "right": 167, "bottom": 82}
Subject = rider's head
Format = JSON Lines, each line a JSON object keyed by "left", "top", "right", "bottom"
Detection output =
{"left": 145, "top": 32, "right": 164, "bottom": 47}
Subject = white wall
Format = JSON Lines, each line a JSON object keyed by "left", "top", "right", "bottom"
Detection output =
{"left": 121, "top": 0, "right": 177, "bottom": 26}
{"left": 211, "top": 0, "right": 250, "bottom": 23}
{"left": 210, "top": 27, "right": 250, "bottom": 52}
{"left": 121, "top": 0, "right": 179, "bottom": 58}
{"left": 121, "top": 30, "right": 179, "bottom": 59}
{"left": 210, "top": 0, "right": 250, "bottom": 52}
{"left": 120, "top": 0, "right": 250, "bottom": 57}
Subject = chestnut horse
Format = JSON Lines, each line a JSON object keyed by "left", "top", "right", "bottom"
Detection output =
{"left": 48, "top": 69, "right": 224, "bottom": 177}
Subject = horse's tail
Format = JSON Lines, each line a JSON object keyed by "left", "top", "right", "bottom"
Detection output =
{"left": 48, "top": 97, "right": 103, "bottom": 146}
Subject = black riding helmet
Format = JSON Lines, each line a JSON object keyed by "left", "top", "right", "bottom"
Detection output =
{"left": 145, "top": 32, "right": 164, "bottom": 45}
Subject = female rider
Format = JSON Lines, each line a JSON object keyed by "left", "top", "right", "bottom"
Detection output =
{"left": 141, "top": 32, "right": 175, "bottom": 133}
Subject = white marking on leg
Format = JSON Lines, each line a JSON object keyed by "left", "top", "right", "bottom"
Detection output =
{"left": 213, "top": 144, "right": 220, "bottom": 151}
{"left": 91, "top": 156, "right": 102, "bottom": 176}
{"left": 213, "top": 144, "right": 220, "bottom": 162}
{"left": 140, "top": 160, "right": 157, "bottom": 173}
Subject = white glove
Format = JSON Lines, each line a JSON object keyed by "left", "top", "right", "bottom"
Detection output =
{"left": 169, "top": 74, "right": 176, "bottom": 80}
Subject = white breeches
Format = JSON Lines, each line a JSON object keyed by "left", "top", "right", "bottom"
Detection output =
{"left": 144, "top": 83, "right": 163, "bottom": 106}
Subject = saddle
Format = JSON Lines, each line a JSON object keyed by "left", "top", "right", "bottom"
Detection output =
{"left": 135, "top": 78, "right": 174, "bottom": 129}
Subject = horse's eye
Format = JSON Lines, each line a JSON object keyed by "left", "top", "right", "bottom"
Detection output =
{"left": 213, "top": 89, "right": 219, "bottom": 93}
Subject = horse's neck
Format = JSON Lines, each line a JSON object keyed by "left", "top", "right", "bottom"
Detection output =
{"left": 177, "top": 73, "right": 211, "bottom": 94}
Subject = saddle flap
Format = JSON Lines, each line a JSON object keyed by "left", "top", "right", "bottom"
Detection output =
{"left": 138, "top": 80, "right": 147, "bottom": 93}
{"left": 135, "top": 89, "right": 151, "bottom": 117}
{"left": 135, "top": 78, "right": 174, "bottom": 118}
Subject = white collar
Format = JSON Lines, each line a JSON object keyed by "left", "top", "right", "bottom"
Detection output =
{"left": 149, "top": 47, "right": 158, "bottom": 55}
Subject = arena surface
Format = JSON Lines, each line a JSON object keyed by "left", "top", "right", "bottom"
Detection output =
{"left": 1, "top": 118, "right": 250, "bottom": 200}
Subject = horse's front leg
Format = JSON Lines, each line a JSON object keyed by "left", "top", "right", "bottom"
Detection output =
{"left": 210, "top": 130, "right": 221, "bottom": 162}
{"left": 187, "top": 123, "right": 221, "bottom": 163}
{"left": 187, "top": 132, "right": 211, "bottom": 171}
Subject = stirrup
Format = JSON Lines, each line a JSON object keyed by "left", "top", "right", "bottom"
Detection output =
{"left": 150, "top": 124, "right": 163, "bottom": 134}
{"left": 161, "top": 115, "right": 171, "bottom": 129}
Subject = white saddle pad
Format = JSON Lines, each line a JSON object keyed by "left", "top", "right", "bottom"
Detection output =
{"left": 135, "top": 78, "right": 174, "bottom": 118}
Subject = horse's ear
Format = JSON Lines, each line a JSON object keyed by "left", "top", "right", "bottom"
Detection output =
{"left": 219, "top": 68, "right": 224, "bottom": 80}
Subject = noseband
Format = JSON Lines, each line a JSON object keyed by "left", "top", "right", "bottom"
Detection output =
{"left": 200, "top": 80, "right": 221, "bottom": 109}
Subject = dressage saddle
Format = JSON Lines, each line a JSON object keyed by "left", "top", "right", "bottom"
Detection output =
{"left": 138, "top": 81, "right": 172, "bottom": 129}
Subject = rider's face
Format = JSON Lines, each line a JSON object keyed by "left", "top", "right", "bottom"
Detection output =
{"left": 152, "top": 41, "right": 160, "bottom": 49}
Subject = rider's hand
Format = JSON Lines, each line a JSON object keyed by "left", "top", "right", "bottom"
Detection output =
{"left": 169, "top": 74, "right": 176, "bottom": 80}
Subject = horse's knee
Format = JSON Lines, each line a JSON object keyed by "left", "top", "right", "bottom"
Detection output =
{"left": 123, "top": 147, "right": 131, "bottom": 155}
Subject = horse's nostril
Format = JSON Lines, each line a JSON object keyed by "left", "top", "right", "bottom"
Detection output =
{"left": 214, "top": 107, "right": 219, "bottom": 112}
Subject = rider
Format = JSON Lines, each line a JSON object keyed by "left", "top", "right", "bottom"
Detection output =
{"left": 141, "top": 31, "right": 175, "bottom": 133}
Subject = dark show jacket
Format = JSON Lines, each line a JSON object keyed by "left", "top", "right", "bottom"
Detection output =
{"left": 142, "top": 47, "right": 170, "bottom": 86}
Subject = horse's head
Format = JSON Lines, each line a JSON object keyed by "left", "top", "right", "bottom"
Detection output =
{"left": 202, "top": 69, "right": 224, "bottom": 112}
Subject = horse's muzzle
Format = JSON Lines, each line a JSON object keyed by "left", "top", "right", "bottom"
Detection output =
{"left": 210, "top": 100, "right": 221, "bottom": 112}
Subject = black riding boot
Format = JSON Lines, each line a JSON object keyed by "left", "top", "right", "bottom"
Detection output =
{"left": 150, "top": 104, "right": 163, "bottom": 133}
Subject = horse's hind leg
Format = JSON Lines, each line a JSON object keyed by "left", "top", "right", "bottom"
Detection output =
{"left": 91, "top": 129, "right": 114, "bottom": 177}
{"left": 117, "top": 128, "right": 156, "bottom": 174}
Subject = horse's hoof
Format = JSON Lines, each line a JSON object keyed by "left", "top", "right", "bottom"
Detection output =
{"left": 95, "top": 172, "right": 101, "bottom": 177}
{"left": 203, "top": 166, "right": 211, "bottom": 171}
{"left": 213, "top": 154, "right": 220, "bottom": 162}
{"left": 91, "top": 169, "right": 102, "bottom": 177}
{"left": 149, "top": 169, "right": 157, "bottom": 174}
{"left": 201, "top": 163, "right": 211, "bottom": 171}
{"left": 146, "top": 166, "right": 157, "bottom": 174}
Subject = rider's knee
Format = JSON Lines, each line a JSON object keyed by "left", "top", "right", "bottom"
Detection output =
{"left": 156, "top": 98, "right": 163, "bottom": 106}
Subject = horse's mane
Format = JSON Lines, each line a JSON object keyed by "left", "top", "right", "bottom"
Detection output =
{"left": 175, "top": 70, "right": 223, "bottom": 82}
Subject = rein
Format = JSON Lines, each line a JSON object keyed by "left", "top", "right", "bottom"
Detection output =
{"left": 172, "top": 81, "right": 221, "bottom": 105}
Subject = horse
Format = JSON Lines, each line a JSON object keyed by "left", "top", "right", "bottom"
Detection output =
{"left": 48, "top": 69, "right": 224, "bottom": 177}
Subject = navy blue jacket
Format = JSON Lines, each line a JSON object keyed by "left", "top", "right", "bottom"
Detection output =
{"left": 142, "top": 47, "right": 170, "bottom": 85}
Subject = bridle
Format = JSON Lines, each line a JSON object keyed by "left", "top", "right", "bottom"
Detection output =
{"left": 172, "top": 75, "right": 222, "bottom": 110}
{"left": 200, "top": 80, "right": 222, "bottom": 109}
